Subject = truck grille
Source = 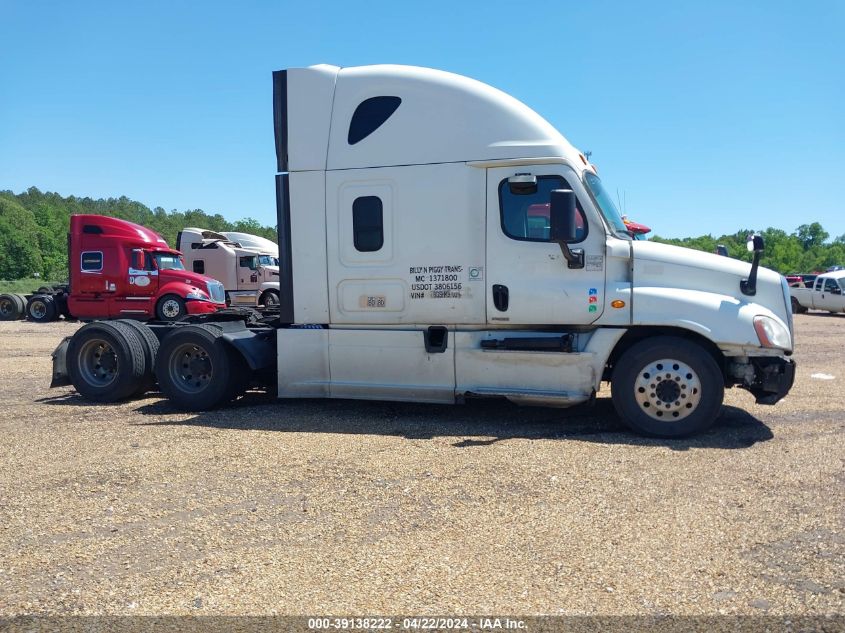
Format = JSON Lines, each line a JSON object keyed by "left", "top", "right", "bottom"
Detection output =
{"left": 207, "top": 281, "right": 226, "bottom": 304}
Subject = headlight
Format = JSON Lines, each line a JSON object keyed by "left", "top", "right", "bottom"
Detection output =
{"left": 185, "top": 288, "right": 210, "bottom": 301}
{"left": 753, "top": 315, "right": 791, "bottom": 350}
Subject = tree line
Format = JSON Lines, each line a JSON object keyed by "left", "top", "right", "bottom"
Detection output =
{"left": 651, "top": 222, "right": 845, "bottom": 275}
{"left": 0, "top": 186, "right": 842, "bottom": 281}
{"left": 0, "top": 187, "right": 277, "bottom": 281}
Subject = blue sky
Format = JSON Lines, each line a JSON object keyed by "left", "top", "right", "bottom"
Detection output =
{"left": 1, "top": 0, "right": 842, "bottom": 239}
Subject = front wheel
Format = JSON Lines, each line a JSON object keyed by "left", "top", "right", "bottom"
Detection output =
{"left": 156, "top": 294, "right": 187, "bottom": 322}
{"left": 611, "top": 336, "right": 724, "bottom": 438}
{"left": 259, "top": 289, "right": 280, "bottom": 307}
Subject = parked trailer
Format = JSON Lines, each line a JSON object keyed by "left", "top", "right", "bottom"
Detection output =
{"left": 51, "top": 64, "right": 795, "bottom": 438}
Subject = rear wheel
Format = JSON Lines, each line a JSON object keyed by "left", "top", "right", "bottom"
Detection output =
{"left": 791, "top": 297, "right": 806, "bottom": 314}
{"left": 156, "top": 294, "right": 187, "bottom": 322}
{"left": 67, "top": 321, "right": 146, "bottom": 402}
{"left": 13, "top": 294, "right": 27, "bottom": 315}
{"left": 0, "top": 294, "right": 23, "bottom": 321}
{"left": 37, "top": 285, "right": 54, "bottom": 294}
{"left": 27, "top": 295, "right": 58, "bottom": 322}
{"left": 155, "top": 324, "right": 249, "bottom": 411}
{"left": 611, "top": 336, "right": 724, "bottom": 438}
{"left": 115, "top": 319, "right": 160, "bottom": 394}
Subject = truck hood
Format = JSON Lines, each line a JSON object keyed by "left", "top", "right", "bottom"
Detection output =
{"left": 159, "top": 269, "right": 220, "bottom": 289}
{"left": 632, "top": 240, "right": 765, "bottom": 280}
{"left": 630, "top": 240, "right": 792, "bottom": 344}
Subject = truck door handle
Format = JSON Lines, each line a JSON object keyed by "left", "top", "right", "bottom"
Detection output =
{"left": 493, "top": 284, "right": 509, "bottom": 312}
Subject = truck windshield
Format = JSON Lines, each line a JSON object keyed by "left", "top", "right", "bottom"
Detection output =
{"left": 583, "top": 172, "right": 631, "bottom": 239}
{"left": 154, "top": 253, "right": 185, "bottom": 271}
{"left": 258, "top": 255, "right": 276, "bottom": 266}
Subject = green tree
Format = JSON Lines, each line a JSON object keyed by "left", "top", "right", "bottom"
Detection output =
{"left": 796, "top": 222, "right": 829, "bottom": 249}
{"left": 0, "top": 195, "right": 44, "bottom": 279}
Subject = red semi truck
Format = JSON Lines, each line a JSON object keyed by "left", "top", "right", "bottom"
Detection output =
{"left": 0, "top": 214, "right": 226, "bottom": 322}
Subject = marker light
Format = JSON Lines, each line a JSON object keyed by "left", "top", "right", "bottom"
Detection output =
{"left": 611, "top": 300, "right": 626, "bottom": 309}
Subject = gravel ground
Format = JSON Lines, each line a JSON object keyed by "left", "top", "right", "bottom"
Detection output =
{"left": 0, "top": 316, "right": 842, "bottom": 617}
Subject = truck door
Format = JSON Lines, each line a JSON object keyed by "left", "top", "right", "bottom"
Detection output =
{"left": 817, "top": 277, "right": 844, "bottom": 311}
{"left": 114, "top": 249, "right": 158, "bottom": 317}
{"left": 238, "top": 254, "right": 259, "bottom": 292}
{"left": 485, "top": 165, "right": 606, "bottom": 325}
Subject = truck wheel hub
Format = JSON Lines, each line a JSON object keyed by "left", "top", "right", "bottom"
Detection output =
{"left": 634, "top": 358, "right": 701, "bottom": 422}
{"left": 0, "top": 299, "right": 12, "bottom": 316}
{"left": 31, "top": 302, "right": 47, "bottom": 319}
{"left": 79, "top": 339, "right": 118, "bottom": 387}
{"left": 170, "top": 344, "right": 214, "bottom": 392}
{"left": 162, "top": 300, "right": 181, "bottom": 318}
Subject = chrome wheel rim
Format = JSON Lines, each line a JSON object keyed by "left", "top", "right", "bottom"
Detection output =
{"left": 169, "top": 343, "right": 213, "bottom": 393}
{"left": 79, "top": 339, "right": 119, "bottom": 387}
{"left": 161, "top": 299, "right": 181, "bottom": 319}
{"left": 634, "top": 358, "right": 702, "bottom": 422}
{"left": 263, "top": 292, "right": 279, "bottom": 306}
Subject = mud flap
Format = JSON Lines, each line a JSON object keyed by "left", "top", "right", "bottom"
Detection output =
{"left": 50, "top": 337, "right": 72, "bottom": 387}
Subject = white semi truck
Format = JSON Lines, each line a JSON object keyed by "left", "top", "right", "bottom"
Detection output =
{"left": 222, "top": 232, "right": 279, "bottom": 261}
{"left": 176, "top": 228, "right": 281, "bottom": 307}
{"left": 50, "top": 64, "right": 795, "bottom": 437}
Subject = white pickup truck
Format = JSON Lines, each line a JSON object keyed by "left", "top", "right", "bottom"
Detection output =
{"left": 790, "top": 270, "right": 845, "bottom": 314}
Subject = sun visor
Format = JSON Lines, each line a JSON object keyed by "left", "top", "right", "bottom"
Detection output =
{"left": 274, "top": 64, "right": 339, "bottom": 173}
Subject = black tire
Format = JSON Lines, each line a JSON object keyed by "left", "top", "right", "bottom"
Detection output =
{"left": 37, "top": 285, "right": 55, "bottom": 294}
{"left": 115, "top": 319, "right": 160, "bottom": 394}
{"left": 27, "top": 295, "right": 58, "bottom": 323}
{"left": 155, "top": 294, "right": 187, "bottom": 322}
{"left": 154, "top": 324, "right": 248, "bottom": 411}
{"left": 791, "top": 297, "right": 806, "bottom": 314}
{"left": 67, "top": 321, "right": 146, "bottom": 402}
{"left": 611, "top": 336, "right": 724, "bottom": 438}
{"left": 12, "top": 294, "right": 27, "bottom": 315}
{"left": 259, "top": 289, "right": 280, "bottom": 307}
{"left": 0, "top": 294, "right": 23, "bottom": 321}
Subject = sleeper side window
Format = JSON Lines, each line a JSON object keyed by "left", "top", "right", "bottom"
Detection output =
{"left": 353, "top": 196, "right": 384, "bottom": 252}
{"left": 80, "top": 251, "right": 103, "bottom": 271}
{"left": 193, "top": 260, "right": 205, "bottom": 274}
{"left": 498, "top": 175, "right": 587, "bottom": 243}
{"left": 348, "top": 97, "right": 402, "bottom": 145}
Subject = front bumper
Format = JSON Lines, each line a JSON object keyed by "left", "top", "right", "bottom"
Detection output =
{"left": 746, "top": 356, "right": 796, "bottom": 405}
{"left": 186, "top": 300, "right": 225, "bottom": 315}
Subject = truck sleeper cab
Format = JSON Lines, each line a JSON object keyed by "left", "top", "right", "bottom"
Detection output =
{"left": 51, "top": 65, "right": 795, "bottom": 438}
{"left": 66, "top": 215, "right": 226, "bottom": 321}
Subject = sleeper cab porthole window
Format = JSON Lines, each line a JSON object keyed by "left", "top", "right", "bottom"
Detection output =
{"left": 348, "top": 96, "right": 402, "bottom": 145}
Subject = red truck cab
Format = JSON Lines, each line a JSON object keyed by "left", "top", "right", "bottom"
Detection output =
{"left": 67, "top": 215, "right": 226, "bottom": 321}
